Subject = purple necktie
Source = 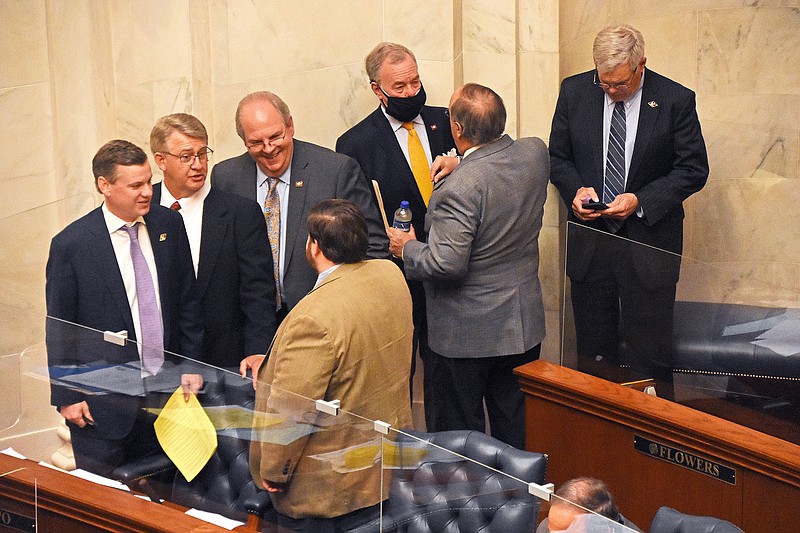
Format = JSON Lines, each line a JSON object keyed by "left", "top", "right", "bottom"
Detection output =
{"left": 123, "top": 223, "right": 164, "bottom": 375}
{"left": 603, "top": 101, "right": 626, "bottom": 233}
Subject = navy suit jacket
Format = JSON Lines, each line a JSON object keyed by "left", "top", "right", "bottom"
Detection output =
{"left": 335, "top": 105, "right": 455, "bottom": 243}
{"left": 45, "top": 204, "right": 202, "bottom": 438}
{"left": 549, "top": 68, "right": 709, "bottom": 287}
{"left": 210, "top": 139, "right": 389, "bottom": 310}
{"left": 153, "top": 183, "right": 276, "bottom": 368}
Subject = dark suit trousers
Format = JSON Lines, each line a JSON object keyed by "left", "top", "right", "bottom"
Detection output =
{"left": 570, "top": 232, "right": 676, "bottom": 375}
{"left": 263, "top": 501, "right": 381, "bottom": 533}
{"left": 69, "top": 403, "right": 160, "bottom": 478}
{"left": 430, "top": 345, "right": 540, "bottom": 449}
{"left": 408, "top": 278, "right": 438, "bottom": 431}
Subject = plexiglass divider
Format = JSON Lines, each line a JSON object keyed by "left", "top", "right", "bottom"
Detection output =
{"left": 1, "top": 314, "right": 667, "bottom": 530}
{"left": 562, "top": 221, "right": 800, "bottom": 445}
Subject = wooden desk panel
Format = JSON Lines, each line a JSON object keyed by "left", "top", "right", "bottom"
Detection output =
{"left": 0, "top": 454, "right": 229, "bottom": 532}
{"left": 516, "top": 360, "right": 800, "bottom": 532}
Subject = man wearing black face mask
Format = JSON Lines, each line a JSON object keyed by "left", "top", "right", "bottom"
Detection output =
{"left": 336, "top": 43, "right": 456, "bottom": 431}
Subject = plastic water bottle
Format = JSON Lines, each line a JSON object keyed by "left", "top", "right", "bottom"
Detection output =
{"left": 392, "top": 201, "right": 412, "bottom": 232}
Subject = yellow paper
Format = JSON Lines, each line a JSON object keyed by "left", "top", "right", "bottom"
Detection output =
{"left": 154, "top": 388, "right": 218, "bottom": 482}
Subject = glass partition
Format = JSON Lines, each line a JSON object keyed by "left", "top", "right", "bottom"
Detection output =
{"left": 561, "top": 221, "right": 800, "bottom": 445}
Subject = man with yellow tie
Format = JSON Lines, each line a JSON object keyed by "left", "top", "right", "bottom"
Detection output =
{"left": 336, "top": 43, "right": 456, "bottom": 430}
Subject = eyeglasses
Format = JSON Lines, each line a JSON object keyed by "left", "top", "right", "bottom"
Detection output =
{"left": 161, "top": 148, "right": 213, "bottom": 165}
{"left": 594, "top": 64, "right": 640, "bottom": 91}
{"left": 246, "top": 131, "right": 287, "bottom": 152}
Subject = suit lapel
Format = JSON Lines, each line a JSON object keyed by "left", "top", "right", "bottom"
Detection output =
{"left": 284, "top": 142, "right": 310, "bottom": 272}
{"left": 144, "top": 210, "right": 172, "bottom": 342}
{"left": 628, "top": 72, "right": 662, "bottom": 187}
{"left": 420, "top": 106, "right": 450, "bottom": 157}
{"left": 370, "top": 109, "right": 426, "bottom": 208}
{"left": 588, "top": 86, "right": 606, "bottom": 189}
{"left": 195, "top": 188, "right": 227, "bottom": 298}
{"left": 89, "top": 208, "right": 136, "bottom": 337}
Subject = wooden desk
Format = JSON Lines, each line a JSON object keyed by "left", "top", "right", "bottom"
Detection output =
{"left": 0, "top": 454, "right": 231, "bottom": 532}
{"left": 516, "top": 360, "right": 800, "bottom": 532}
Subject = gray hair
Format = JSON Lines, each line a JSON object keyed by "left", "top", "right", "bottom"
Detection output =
{"left": 365, "top": 42, "right": 416, "bottom": 84}
{"left": 449, "top": 83, "right": 506, "bottom": 146}
{"left": 235, "top": 91, "right": 292, "bottom": 139}
{"left": 593, "top": 24, "right": 645, "bottom": 74}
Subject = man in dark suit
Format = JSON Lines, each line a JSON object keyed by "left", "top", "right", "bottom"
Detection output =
{"left": 150, "top": 113, "right": 276, "bottom": 369}
{"left": 211, "top": 91, "right": 388, "bottom": 322}
{"left": 549, "top": 24, "right": 709, "bottom": 376}
{"left": 389, "top": 83, "right": 549, "bottom": 449}
{"left": 46, "top": 140, "right": 203, "bottom": 476}
{"left": 336, "top": 43, "right": 456, "bottom": 428}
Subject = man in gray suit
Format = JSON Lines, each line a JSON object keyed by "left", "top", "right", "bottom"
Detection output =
{"left": 388, "top": 83, "right": 549, "bottom": 448}
{"left": 211, "top": 91, "right": 389, "bottom": 323}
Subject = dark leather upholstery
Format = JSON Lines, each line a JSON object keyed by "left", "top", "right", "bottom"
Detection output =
{"left": 672, "top": 301, "right": 800, "bottom": 378}
{"left": 113, "top": 370, "right": 270, "bottom": 522}
{"left": 345, "top": 429, "right": 548, "bottom": 533}
{"left": 649, "top": 506, "right": 744, "bottom": 533}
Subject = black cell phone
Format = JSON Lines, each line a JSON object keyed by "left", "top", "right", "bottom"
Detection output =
{"left": 582, "top": 201, "right": 608, "bottom": 211}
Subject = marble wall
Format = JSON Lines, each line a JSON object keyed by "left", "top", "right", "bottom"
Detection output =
{"left": 556, "top": 1, "right": 800, "bottom": 324}
{"left": 3, "top": 0, "right": 795, "bottom": 363}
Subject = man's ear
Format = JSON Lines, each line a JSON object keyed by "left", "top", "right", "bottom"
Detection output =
{"left": 97, "top": 176, "right": 111, "bottom": 196}
{"left": 153, "top": 152, "right": 167, "bottom": 172}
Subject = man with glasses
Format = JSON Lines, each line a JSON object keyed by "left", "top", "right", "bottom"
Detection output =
{"left": 211, "top": 92, "right": 388, "bottom": 330}
{"left": 151, "top": 113, "right": 276, "bottom": 369}
{"left": 549, "top": 24, "right": 709, "bottom": 377}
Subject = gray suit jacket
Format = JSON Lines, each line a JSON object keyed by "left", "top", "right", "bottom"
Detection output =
{"left": 403, "top": 134, "right": 549, "bottom": 358}
{"left": 210, "top": 139, "right": 389, "bottom": 310}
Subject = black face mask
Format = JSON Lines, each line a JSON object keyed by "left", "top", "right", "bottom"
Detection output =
{"left": 380, "top": 84, "right": 427, "bottom": 123}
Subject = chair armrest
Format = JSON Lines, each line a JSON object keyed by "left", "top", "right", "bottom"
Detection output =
{"left": 112, "top": 453, "right": 176, "bottom": 501}
{"left": 242, "top": 491, "right": 272, "bottom": 517}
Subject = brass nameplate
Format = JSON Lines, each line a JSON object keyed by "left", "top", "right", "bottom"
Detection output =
{"left": 634, "top": 435, "right": 736, "bottom": 485}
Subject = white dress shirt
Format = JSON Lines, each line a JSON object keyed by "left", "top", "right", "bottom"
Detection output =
{"left": 102, "top": 203, "right": 162, "bottom": 362}
{"left": 381, "top": 108, "right": 434, "bottom": 167}
{"left": 159, "top": 180, "right": 210, "bottom": 276}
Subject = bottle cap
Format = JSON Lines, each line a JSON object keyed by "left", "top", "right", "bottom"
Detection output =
{"left": 400, "top": 200, "right": 410, "bottom": 208}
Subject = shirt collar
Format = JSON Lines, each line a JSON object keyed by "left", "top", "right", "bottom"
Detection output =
{"left": 381, "top": 106, "right": 424, "bottom": 132}
{"left": 102, "top": 203, "right": 146, "bottom": 234}
{"left": 160, "top": 179, "right": 211, "bottom": 210}
{"left": 314, "top": 263, "right": 341, "bottom": 288}
{"left": 257, "top": 163, "right": 291, "bottom": 188}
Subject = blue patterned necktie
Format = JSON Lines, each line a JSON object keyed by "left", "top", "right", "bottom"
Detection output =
{"left": 603, "top": 101, "right": 626, "bottom": 233}
{"left": 123, "top": 223, "right": 164, "bottom": 375}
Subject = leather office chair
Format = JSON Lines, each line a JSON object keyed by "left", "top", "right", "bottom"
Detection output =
{"left": 114, "top": 371, "right": 270, "bottom": 528}
{"left": 344, "top": 429, "right": 548, "bottom": 533}
{"left": 649, "top": 506, "right": 744, "bottom": 533}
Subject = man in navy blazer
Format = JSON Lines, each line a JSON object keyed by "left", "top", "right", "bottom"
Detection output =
{"left": 336, "top": 43, "right": 456, "bottom": 428}
{"left": 46, "top": 140, "right": 203, "bottom": 476}
{"left": 211, "top": 91, "right": 388, "bottom": 320}
{"left": 150, "top": 113, "right": 275, "bottom": 369}
{"left": 549, "top": 24, "right": 709, "bottom": 375}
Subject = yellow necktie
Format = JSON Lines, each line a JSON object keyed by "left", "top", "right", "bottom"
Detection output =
{"left": 402, "top": 122, "right": 432, "bottom": 206}
{"left": 264, "top": 178, "right": 282, "bottom": 308}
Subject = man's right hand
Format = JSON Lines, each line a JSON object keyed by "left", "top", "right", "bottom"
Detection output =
{"left": 59, "top": 401, "right": 94, "bottom": 428}
{"left": 571, "top": 187, "right": 605, "bottom": 221}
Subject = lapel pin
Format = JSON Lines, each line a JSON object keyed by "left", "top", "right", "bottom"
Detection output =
{"left": 295, "top": 180, "right": 304, "bottom": 188}
{"left": 431, "top": 124, "right": 438, "bottom": 131}
{"left": 159, "top": 233, "right": 167, "bottom": 241}
{"left": 648, "top": 100, "right": 659, "bottom": 108}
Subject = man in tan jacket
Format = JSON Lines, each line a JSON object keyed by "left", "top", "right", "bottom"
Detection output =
{"left": 246, "top": 199, "right": 413, "bottom": 532}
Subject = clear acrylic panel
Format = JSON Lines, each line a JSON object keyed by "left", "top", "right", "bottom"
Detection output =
{"left": 374, "top": 428, "right": 565, "bottom": 533}
{"left": 0, "top": 353, "right": 22, "bottom": 433}
{"left": 560, "top": 221, "right": 800, "bottom": 445}
{"left": 0, "top": 194, "right": 97, "bottom": 357}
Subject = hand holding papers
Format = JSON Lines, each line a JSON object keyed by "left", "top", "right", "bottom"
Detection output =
{"left": 154, "top": 387, "right": 217, "bottom": 482}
